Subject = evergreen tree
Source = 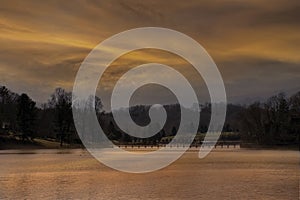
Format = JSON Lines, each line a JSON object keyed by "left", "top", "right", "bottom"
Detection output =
{"left": 17, "top": 93, "right": 36, "bottom": 140}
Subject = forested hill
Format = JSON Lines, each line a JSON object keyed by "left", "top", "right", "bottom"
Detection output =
{"left": 0, "top": 85, "right": 299, "bottom": 148}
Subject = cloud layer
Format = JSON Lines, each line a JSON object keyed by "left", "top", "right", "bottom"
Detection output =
{"left": 0, "top": 0, "right": 299, "bottom": 108}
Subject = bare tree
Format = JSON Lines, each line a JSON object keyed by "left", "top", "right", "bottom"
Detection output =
{"left": 48, "top": 88, "right": 72, "bottom": 147}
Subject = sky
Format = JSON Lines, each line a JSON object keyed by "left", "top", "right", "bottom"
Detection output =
{"left": 0, "top": 0, "right": 299, "bottom": 110}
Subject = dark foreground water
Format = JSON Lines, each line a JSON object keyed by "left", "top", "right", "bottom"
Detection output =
{"left": 0, "top": 149, "right": 299, "bottom": 199}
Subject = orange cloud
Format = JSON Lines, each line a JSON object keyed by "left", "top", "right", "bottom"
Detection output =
{"left": 0, "top": 0, "right": 299, "bottom": 107}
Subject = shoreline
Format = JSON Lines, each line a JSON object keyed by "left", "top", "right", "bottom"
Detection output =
{"left": 0, "top": 135, "right": 83, "bottom": 150}
{"left": 1, "top": 135, "right": 298, "bottom": 151}
{"left": 0, "top": 143, "right": 299, "bottom": 152}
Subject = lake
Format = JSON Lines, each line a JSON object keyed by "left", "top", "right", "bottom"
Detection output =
{"left": 0, "top": 148, "right": 299, "bottom": 199}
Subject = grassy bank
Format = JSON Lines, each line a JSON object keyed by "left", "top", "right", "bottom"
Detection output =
{"left": 0, "top": 135, "right": 82, "bottom": 150}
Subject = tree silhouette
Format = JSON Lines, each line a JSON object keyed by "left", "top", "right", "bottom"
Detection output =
{"left": 17, "top": 93, "right": 36, "bottom": 140}
{"left": 0, "top": 84, "right": 299, "bottom": 148}
{"left": 171, "top": 126, "right": 177, "bottom": 136}
{"left": 48, "top": 88, "right": 72, "bottom": 147}
{"left": 107, "top": 121, "right": 119, "bottom": 140}
{"left": 0, "top": 86, "right": 18, "bottom": 132}
{"left": 240, "top": 92, "right": 299, "bottom": 146}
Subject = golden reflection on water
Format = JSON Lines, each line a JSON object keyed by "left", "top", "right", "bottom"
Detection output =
{"left": 0, "top": 149, "right": 299, "bottom": 200}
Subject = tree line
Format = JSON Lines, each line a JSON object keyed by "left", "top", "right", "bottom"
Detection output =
{"left": 0, "top": 87, "right": 79, "bottom": 146}
{"left": 239, "top": 92, "right": 299, "bottom": 146}
{"left": 0, "top": 85, "right": 299, "bottom": 147}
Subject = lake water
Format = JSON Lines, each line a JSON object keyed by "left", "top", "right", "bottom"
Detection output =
{"left": 0, "top": 149, "right": 299, "bottom": 199}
